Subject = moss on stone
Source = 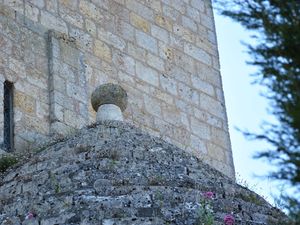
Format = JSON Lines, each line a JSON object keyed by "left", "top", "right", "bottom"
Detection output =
{"left": 0, "top": 155, "right": 18, "bottom": 173}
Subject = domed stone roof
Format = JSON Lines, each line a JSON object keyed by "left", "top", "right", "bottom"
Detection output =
{"left": 0, "top": 121, "right": 286, "bottom": 224}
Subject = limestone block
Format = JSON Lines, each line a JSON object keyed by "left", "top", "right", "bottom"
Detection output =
{"left": 126, "top": 0, "right": 154, "bottom": 21}
{"left": 160, "top": 74, "right": 177, "bottom": 95}
{"left": 26, "top": 67, "right": 47, "bottom": 90}
{"left": 174, "top": 51, "right": 195, "bottom": 74}
{"left": 85, "top": 19, "right": 97, "bottom": 36}
{"left": 201, "top": 13, "right": 215, "bottom": 30}
{"left": 166, "top": 66, "right": 190, "bottom": 85}
{"left": 98, "top": 28, "right": 126, "bottom": 51}
{"left": 194, "top": 64, "right": 221, "bottom": 87}
{"left": 8, "top": 57, "right": 26, "bottom": 78}
{"left": 136, "top": 30, "right": 158, "bottom": 54}
{"left": 151, "top": 24, "right": 169, "bottom": 43}
{"left": 0, "top": 35, "right": 13, "bottom": 55}
{"left": 25, "top": 4, "right": 39, "bottom": 22}
{"left": 64, "top": 110, "right": 87, "bottom": 128}
{"left": 52, "top": 75, "right": 66, "bottom": 93}
{"left": 190, "top": 117, "right": 211, "bottom": 140}
{"left": 79, "top": 101, "right": 89, "bottom": 117}
{"left": 190, "top": 134, "right": 207, "bottom": 154}
{"left": 163, "top": 0, "right": 185, "bottom": 14}
{"left": 79, "top": 0, "right": 102, "bottom": 21}
{"left": 207, "top": 30, "right": 217, "bottom": 44}
{"left": 155, "top": 15, "right": 172, "bottom": 32}
{"left": 94, "top": 39, "right": 112, "bottom": 62}
{"left": 3, "top": 0, "right": 24, "bottom": 13}
{"left": 143, "top": 0, "right": 161, "bottom": 12}
{"left": 117, "top": 71, "right": 135, "bottom": 86}
{"left": 128, "top": 43, "right": 147, "bottom": 63}
{"left": 60, "top": 5, "right": 84, "bottom": 29}
{"left": 112, "top": 51, "right": 135, "bottom": 75}
{"left": 212, "top": 55, "right": 221, "bottom": 70}
{"left": 186, "top": 5, "right": 200, "bottom": 22}
{"left": 27, "top": 0, "right": 45, "bottom": 9}
{"left": 184, "top": 42, "right": 211, "bottom": 66}
{"left": 40, "top": 11, "right": 68, "bottom": 33}
{"left": 173, "top": 24, "right": 194, "bottom": 43}
{"left": 130, "top": 12, "right": 150, "bottom": 33}
{"left": 179, "top": 111, "right": 190, "bottom": 129}
{"left": 52, "top": 60, "right": 76, "bottom": 81}
{"left": 207, "top": 143, "right": 226, "bottom": 163}
{"left": 36, "top": 101, "right": 50, "bottom": 120}
{"left": 69, "top": 27, "right": 93, "bottom": 52}
{"left": 175, "top": 99, "right": 193, "bottom": 114}
{"left": 211, "top": 127, "right": 231, "bottom": 150}
{"left": 147, "top": 53, "right": 165, "bottom": 71}
{"left": 14, "top": 91, "right": 36, "bottom": 115}
{"left": 191, "top": 75, "right": 215, "bottom": 97}
{"left": 190, "top": 0, "right": 204, "bottom": 12}
{"left": 215, "top": 87, "right": 225, "bottom": 102}
{"left": 161, "top": 103, "right": 181, "bottom": 125}
{"left": 50, "top": 121, "right": 75, "bottom": 136}
{"left": 66, "top": 83, "right": 87, "bottom": 103}
{"left": 193, "top": 108, "right": 223, "bottom": 129}
{"left": 21, "top": 115, "right": 49, "bottom": 135}
{"left": 200, "top": 93, "right": 226, "bottom": 120}
{"left": 164, "top": 7, "right": 179, "bottom": 23}
{"left": 60, "top": 0, "right": 78, "bottom": 10}
{"left": 136, "top": 61, "right": 159, "bottom": 86}
{"left": 182, "top": 16, "right": 197, "bottom": 32}
{"left": 148, "top": 86, "right": 174, "bottom": 105}
{"left": 116, "top": 20, "right": 135, "bottom": 42}
{"left": 46, "top": 0, "right": 58, "bottom": 13}
{"left": 144, "top": 95, "right": 162, "bottom": 117}
{"left": 178, "top": 82, "right": 199, "bottom": 105}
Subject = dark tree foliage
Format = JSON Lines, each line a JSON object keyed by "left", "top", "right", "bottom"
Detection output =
{"left": 213, "top": 0, "right": 300, "bottom": 220}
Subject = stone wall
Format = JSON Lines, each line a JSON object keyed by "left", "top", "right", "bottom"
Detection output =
{"left": 0, "top": 121, "right": 287, "bottom": 224}
{"left": 0, "top": 0, "right": 234, "bottom": 178}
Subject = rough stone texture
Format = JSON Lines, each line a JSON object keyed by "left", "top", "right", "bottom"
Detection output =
{"left": 0, "top": 0, "right": 234, "bottom": 178}
{"left": 48, "top": 30, "right": 89, "bottom": 136}
{"left": 91, "top": 84, "right": 128, "bottom": 112}
{"left": 0, "top": 122, "right": 286, "bottom": 225}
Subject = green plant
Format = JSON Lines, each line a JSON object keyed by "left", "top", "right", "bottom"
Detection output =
{"left": 238, "top": 192, "right": 261, "bottom": 206}
{"left": 196, "top": 193, "right": 215, "bottom": 225}
{"left": 148, "top": 175, "right": 164, "bottom": 185}
{"left": 49, "top": 171, "right": 61, "bottom": 193}
{"left": 0, "top": 155, "right": 18, "bottom": 173}
{"left": 108, "top": 159, "right": 117, "bottom": 170}
{"left": 155, "top": 190, "right": 164, "bottom": 207}
{"left": 196, "top": 203, "right": 214, "bottom": 225}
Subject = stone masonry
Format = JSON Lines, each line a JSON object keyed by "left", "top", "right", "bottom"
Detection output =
{"left": 0, "top": 121, "right": 287, "bottom": 224}
{"left": 0, "top": 0, "right": 234, "bottom": 178}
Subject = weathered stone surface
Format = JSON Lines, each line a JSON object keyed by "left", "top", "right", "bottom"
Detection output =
{"left": 97, "top": 104, "right": 124, "bottom": 121}
{"left": 0, "top": 0, "right": 235, "bottom": 178}
{"left": 0, "top": 122, "right": 287, "bottom": 224}
{"left": 0, "top": 149, "right": 9, "bottom": 157}
{"left": 91, "top": 83, "right": 128, "bottom": 112}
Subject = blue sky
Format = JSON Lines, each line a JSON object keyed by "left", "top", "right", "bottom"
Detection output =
{"left": 214, "top": 13, "right": 283, "bottom": 204}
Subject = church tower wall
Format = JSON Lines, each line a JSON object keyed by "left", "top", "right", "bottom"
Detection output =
{"left": 0, "top": 0, "right": 234, "bottom": 178}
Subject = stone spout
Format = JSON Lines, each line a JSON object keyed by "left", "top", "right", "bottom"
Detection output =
{"left": 91, "top": 83, "right": 128, "bottom": 121}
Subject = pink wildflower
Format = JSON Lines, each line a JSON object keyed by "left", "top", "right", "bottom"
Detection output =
{"left": 25, "top": 212, "right": 35, "bottom": 220}
{"left": 224, "top": 214, "right": 235, "bottom": 225}
{"left": 203, "top": 191, "right": 214, "bottom": 199}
